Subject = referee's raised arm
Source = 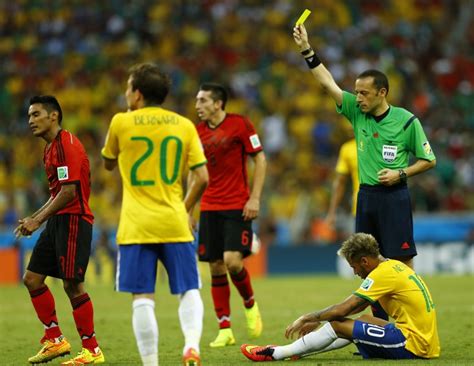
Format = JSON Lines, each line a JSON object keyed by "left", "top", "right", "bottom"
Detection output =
{"left": 293, "top": 24, "right": 343, "bottom": 106}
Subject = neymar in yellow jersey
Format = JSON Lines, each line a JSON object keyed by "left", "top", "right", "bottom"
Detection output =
{"left": 241, "top": 233, "right": 440, "bottom": 362}
{"left": 102, "top": 63, "right": 208, "bottom": 366}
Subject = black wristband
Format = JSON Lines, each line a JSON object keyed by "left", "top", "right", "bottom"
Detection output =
{"left": 304, "top": 53, "right": 321, "bottom": 69}
{"left": 301, "top": 47, "right": 313, "bottom": 56}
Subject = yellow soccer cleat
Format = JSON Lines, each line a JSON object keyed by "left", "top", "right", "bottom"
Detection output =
{"left": 245, "top": 302, "right": 263, "bottom": 339}
{"left": 28, "top": 336, "right": 71, "bottom": 364}
{"left": 182, "top": 347, "right": 201, "bottom": 366}
{"left": 209, "top": 328, "right": 236, "bottom": 348}
{"left": 61, "top": 347, "right": 105, "bottom": 365}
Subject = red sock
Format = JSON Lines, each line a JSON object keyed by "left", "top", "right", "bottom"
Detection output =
{"left": 71, "top": 293, "right": 99, "bottom": 352}
{"left": 29, "top": 286, "right": 62, "bottom": 340}
{"left": 230, "top": 267, "right": 255, "bottom": 309}
{"left": 211, "top": 274, "right": 231, "bottom": 329}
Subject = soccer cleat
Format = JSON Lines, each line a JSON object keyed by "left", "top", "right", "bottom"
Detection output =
{"left": 60, "top": 347, "right": 105, "bottom": 365}
{"left": 245, "top": 302, "right": 263, "bottom": 338}
{"left": 28, "top": 336, "right": 71, "bottom": 364}
{"left": 209, "top": 328, "right": 236, "bottom": 348}
{"left": 241, "top": 344, "right": 275, "bottom": 362}
{"left": 182, "top": 347, "right": 201, "bottom": 366}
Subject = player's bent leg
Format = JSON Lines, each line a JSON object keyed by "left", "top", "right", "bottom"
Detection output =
{"left": 225, "top": 251, "right": 263, "bottom": 338}
{"left": 272, "top": 323, "right": 339, "bottom": 360}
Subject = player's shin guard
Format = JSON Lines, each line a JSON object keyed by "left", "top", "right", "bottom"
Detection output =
{"left": 133, "top": 298, "right": 158, "bottom": 366}
{"left": 230, "top": 267, "right": 255, "bottom": 308}
{"left": 211, "top": 274, "right": 231, "bottom": 329}
{"left": 272, "top": 322, "right": 338, "bottom": 360}
{"left": 71, "top": 293, "right": 99, "bottom": 352}
{"left": 178, "top": 289, "right": 203, "bottom": 355}
{"left": 29, "top": 285, "right": 63, "bottom": 340}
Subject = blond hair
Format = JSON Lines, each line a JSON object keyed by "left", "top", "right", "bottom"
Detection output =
{"left": 338, "top": 233, "right": 380, "bottom": 262}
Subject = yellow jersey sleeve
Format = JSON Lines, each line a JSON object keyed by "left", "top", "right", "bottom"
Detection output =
{"left": 101, "top": 114, "right": 123, "bottom": 160}
{"left": 186, "top": 121, "right": 207, "bottom": 169}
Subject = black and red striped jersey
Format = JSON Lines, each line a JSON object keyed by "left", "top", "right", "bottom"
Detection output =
{"left": 43, "top": 129, "right": 94, "bottom": 223}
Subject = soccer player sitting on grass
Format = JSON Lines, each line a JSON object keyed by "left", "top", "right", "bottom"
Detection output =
{"left": 241, "top": 233, "right": 440, "bottom": 361}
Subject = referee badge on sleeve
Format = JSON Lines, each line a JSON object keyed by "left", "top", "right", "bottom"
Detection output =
{"left": 249, "top": 134, "right": 261, "bottom": 149}
{"left": 57, "top": 166, "right": 69, "bottom": 181}
{"left": 422, "top": 141, "right": 432, "bottom": 155}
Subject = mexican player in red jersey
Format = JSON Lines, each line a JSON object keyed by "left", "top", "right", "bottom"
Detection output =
{"left": 195, "top": 83, "right": 267, "bottom": 347}
{"left": 15, "top": 95, "right": 104, "bottom": 365}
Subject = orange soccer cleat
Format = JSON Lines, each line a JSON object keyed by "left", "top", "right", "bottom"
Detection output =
{"left": 241, "top": 344, "right": 275, "bottom": 362}
{"left": 182, "top": 347, "right": 201, "bottom": 366}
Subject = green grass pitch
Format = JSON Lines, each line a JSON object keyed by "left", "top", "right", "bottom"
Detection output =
{"left": 1, "top": 274, "right": 473, "bottom": 365}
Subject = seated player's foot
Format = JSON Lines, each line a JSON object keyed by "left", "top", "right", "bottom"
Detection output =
{"left": 182, "top": 347, "right": 201, "bottom": 366}
{"left": 61, "top": 347, "right": 105, "bottom": 365}
{"left": 209, "top": 328, "right": 236, "bottom": 348}
{"left": 28, "top": 335, "right": 71, "bottom": 364}
{"left": 245, "top": 302, "right": 263, "bottom": 338}
{"left": 241, "top": 344, "right": 275, "bottom": 362}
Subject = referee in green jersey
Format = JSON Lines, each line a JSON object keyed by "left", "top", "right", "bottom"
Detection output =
{"left": 292, "top": 25, "right": 436, "bottom": 271}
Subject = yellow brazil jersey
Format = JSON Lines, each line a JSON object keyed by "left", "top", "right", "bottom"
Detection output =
{"left": 101, "top": 107, "right": 207, "bottom": 245}
{"left": 335, "top": 138, "right": 358, "bottom": 215}
{"left": 354, "top": 259, "right": 440, "bottom": 358}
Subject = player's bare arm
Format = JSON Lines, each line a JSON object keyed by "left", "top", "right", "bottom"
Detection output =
{"left": 326, "top": 173, "right": 349, "bottom": 227}
{"left": 377, "top": 158, "right": 437, "bottom": 186}
{"left": 285, "top": 295, "right": 369, "bottom": 339}
{"left": 293, "top": 24, "right": 343, "bottom": 106}
{"left": 16, "top": 184, "right": 76, "bottom": 237}
{"left": 184, "top": 164, "right": 209, "bottom": 213}
{"left": 243, "top": 151, "right": 267, "bottom": 221}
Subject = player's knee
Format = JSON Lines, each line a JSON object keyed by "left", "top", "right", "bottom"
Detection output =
{"left": 23, "top": 271, "right": 44, "bottom": 290}
{"left": 63, "top": 280, "right": 84, "bottom": 299}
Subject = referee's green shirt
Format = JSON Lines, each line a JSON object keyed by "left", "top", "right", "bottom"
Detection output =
{"left": 336, "top": 91, "right": 436, "bottom": 185}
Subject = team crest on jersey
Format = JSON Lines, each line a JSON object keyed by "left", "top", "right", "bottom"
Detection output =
{"left": 360, "top": 277, "right": 374, "bottom": 291}
{"left": 57, "top": 166, "right": 69, "bottom": 181}
{"left": 382, "top": 145, "right": 397, "bottom": 163}
{"left": 249, "top": 134, "right": 261, "bottom": 149}
{"left": 422, "top": 141, "right": 432, "bottom": 155}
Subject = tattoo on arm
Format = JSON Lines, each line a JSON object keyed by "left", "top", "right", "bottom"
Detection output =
{"left": 348, "top": 297, "right": 369, "bottom": 315}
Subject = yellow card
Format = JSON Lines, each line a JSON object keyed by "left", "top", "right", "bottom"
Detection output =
{"left": 295, "top": 9, "right": 311, "bottom": 26}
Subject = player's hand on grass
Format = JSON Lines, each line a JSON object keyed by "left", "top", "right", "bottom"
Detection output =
{"left": 293, "top": 24, "right": 311, "bottom": 51}
{"left": 285, "top": 314, "right": 321, "bottom": 339}
{"left": 243, "top": 197, "right": 260, "bottom": 221}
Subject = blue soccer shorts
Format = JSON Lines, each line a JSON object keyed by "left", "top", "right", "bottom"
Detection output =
{"left": 116, "top": 242, "right": 201, "bottom": 295}
{"left": 353, "top": 321, "right": 419, "bottom": 359}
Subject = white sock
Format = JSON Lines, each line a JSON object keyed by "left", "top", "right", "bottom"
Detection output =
{"left": 133, "top": 298, "right": 159, "bottom": 366}
{"left": 272, "top": 322, "right": 340, "bottom": 360}
{"left": 178, "top": 289, "right": 203, "bottom": 354}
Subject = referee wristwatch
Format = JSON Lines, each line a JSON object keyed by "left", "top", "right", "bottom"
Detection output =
{"left": 399, "top": 169, "right": 407, "bottom": 183}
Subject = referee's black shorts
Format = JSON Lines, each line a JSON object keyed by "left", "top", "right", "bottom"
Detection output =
{"left": 27, "top": 214, "right": 92, "bottom": 281}
{"left": 198, "top": 210, "right": 253, "bottom": 262}
{"left": 356, "top": 183, "right": 417, "bottom": 259}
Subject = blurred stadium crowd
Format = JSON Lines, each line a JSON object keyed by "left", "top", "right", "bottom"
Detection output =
{"left": 0, "top": 0, "right": 472, "bottom": 245}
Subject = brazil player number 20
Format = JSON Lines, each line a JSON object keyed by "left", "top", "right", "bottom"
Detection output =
{"left": 130, "top": 135, "right": 183, "bottom": 186}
